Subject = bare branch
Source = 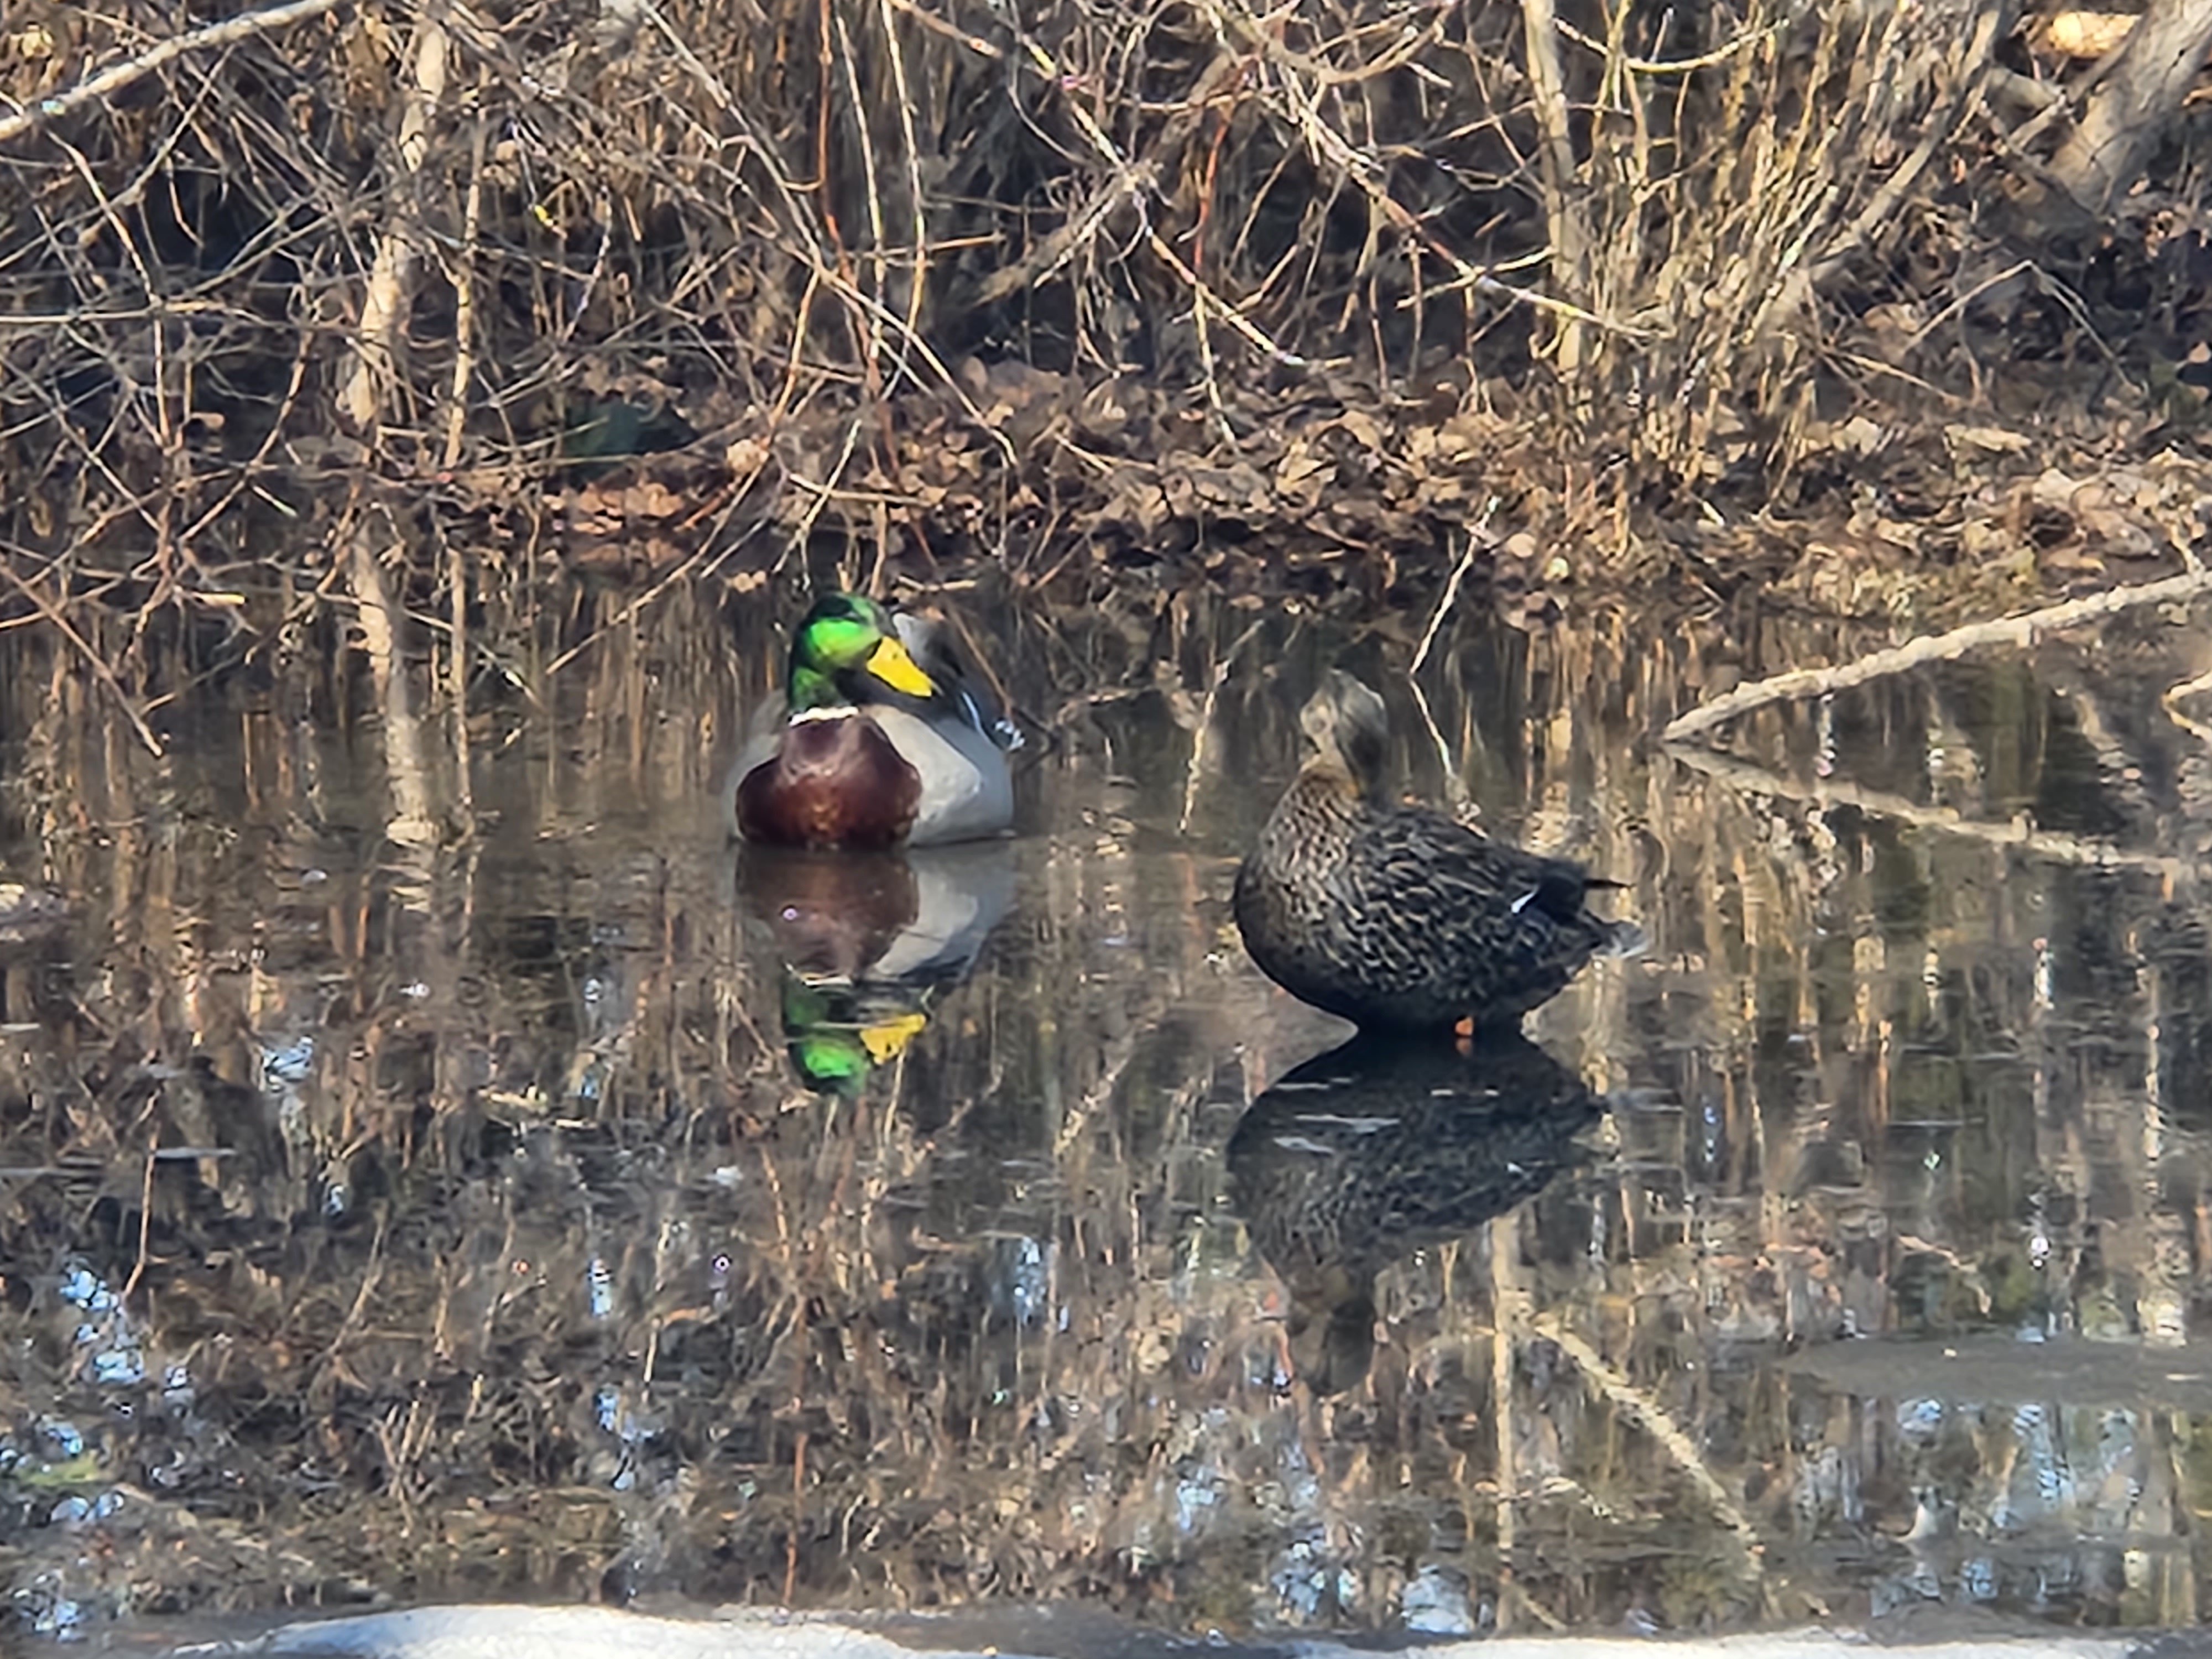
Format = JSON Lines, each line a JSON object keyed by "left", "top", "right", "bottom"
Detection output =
{"left": 0, "top": 0, "right": 346, "bottom": 147}
{"left": 1662, "top": 568, "right": 2212, "bottom": 747}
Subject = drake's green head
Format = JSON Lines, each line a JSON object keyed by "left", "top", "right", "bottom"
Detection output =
{"left": 787, "top": 592, "right": 937, "bottom": 711}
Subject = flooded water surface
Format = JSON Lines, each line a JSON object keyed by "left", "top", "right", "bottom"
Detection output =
{"left": 3, "top": 580, "right": 2211, "bottom": 1646}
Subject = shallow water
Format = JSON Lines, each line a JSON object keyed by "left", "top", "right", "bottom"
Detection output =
{"left": 2, "top": 578, "right": 2211, "bottom": 1645}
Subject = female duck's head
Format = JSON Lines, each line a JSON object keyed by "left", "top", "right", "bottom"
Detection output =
{"left": 787, "top": 593, "right": 937, "bottom": 711}
{"left": 1300, "top": 669, "right": 1390, "bottom": 800}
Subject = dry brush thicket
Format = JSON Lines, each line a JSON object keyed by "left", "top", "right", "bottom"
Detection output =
{"left": 6, "top": 0, "right": 2212, "bottom": 647}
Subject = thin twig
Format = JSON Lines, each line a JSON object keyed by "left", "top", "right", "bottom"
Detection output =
{"left": 1145, "top": 229, "right": 1321, "bottom": 368}
{"left": 973, "top": 163, "right": 1157, "bottom": 306}
{"left": 878, "top": 0, "right": 1002, "bottom": 57}
{"left": 1411, "top": 510, "right": 1496, "bottom": 676}
{"left": 121, "top": 1139, "right": 158, "bottom": 1302}
{"left": 1405, "top": 672, "right": 1473, "bottom": 820}
{"left": 1553, "top": 15, "right": 1778, "bottom": 75}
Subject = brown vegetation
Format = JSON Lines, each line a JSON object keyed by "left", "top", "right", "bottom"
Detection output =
{"left": 7, "top": 0, "right": 2212, "bottom": 653}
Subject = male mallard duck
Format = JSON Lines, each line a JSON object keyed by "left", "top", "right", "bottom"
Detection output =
{"left": 732, "top": 593, "right": 1018, "bottom": 850}
{"left": 1233, "top": 669, "right": 1641, "bottom": 1033}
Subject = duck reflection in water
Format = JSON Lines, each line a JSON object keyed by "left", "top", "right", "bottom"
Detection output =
{"left": 737, "top": 843, "right": 1014, "bottom": 1095}
{"left": 1228, "top": 1032, "right": 1602, "bottom": 1395}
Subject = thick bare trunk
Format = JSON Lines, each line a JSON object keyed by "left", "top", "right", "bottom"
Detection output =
{"left": 1519, "top": 0, "right": 1593, "bottom": 378}
{"left": 2050, "top": 0, "right": 2212, "bottom": 215}
{"left": 341, "top": 6, "right": 451, "bottom": 430}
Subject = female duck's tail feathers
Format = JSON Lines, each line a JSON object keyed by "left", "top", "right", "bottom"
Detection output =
{"left": 1512, "top": 865, "right": 1605, "bottom": 924}
{"left": 1514, "top": 868, "right": 1637, "bottom": 926}
{"left": 1506, "top": 868, "right": 1645, "bottom": 960}
{"left": 1577, "top": 873, "right": 1645, "bottom": 959}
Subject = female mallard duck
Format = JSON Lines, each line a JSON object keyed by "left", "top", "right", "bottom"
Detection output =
{"left": 733, "top": 593, "right": 1018, "bottom": 850}
{"left": 1233, "top": 669, "right": 1641, "bottom": 1033}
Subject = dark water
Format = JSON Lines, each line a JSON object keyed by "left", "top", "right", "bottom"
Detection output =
{"left": 2, "top": 580, "right": 2211, "bottom": 1646}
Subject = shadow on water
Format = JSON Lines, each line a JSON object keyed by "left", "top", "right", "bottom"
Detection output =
{"left": 1, "top": 581, "right": 2210, "bottom": 1645}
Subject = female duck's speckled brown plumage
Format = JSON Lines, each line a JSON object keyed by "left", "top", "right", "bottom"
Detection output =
{"left": 1233, "top": 669, "right": 1641, "bottom": 1033}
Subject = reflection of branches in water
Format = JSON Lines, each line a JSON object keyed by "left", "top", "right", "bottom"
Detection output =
{"left": 1668, "top": 744, "right": 2209, "bottom": 878}
{"left": 1530, "top": 1314, "right": 1761, "bottom": 1572}
{"left": 8, "top": 591, "right": 2212, "bottom": 1632}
